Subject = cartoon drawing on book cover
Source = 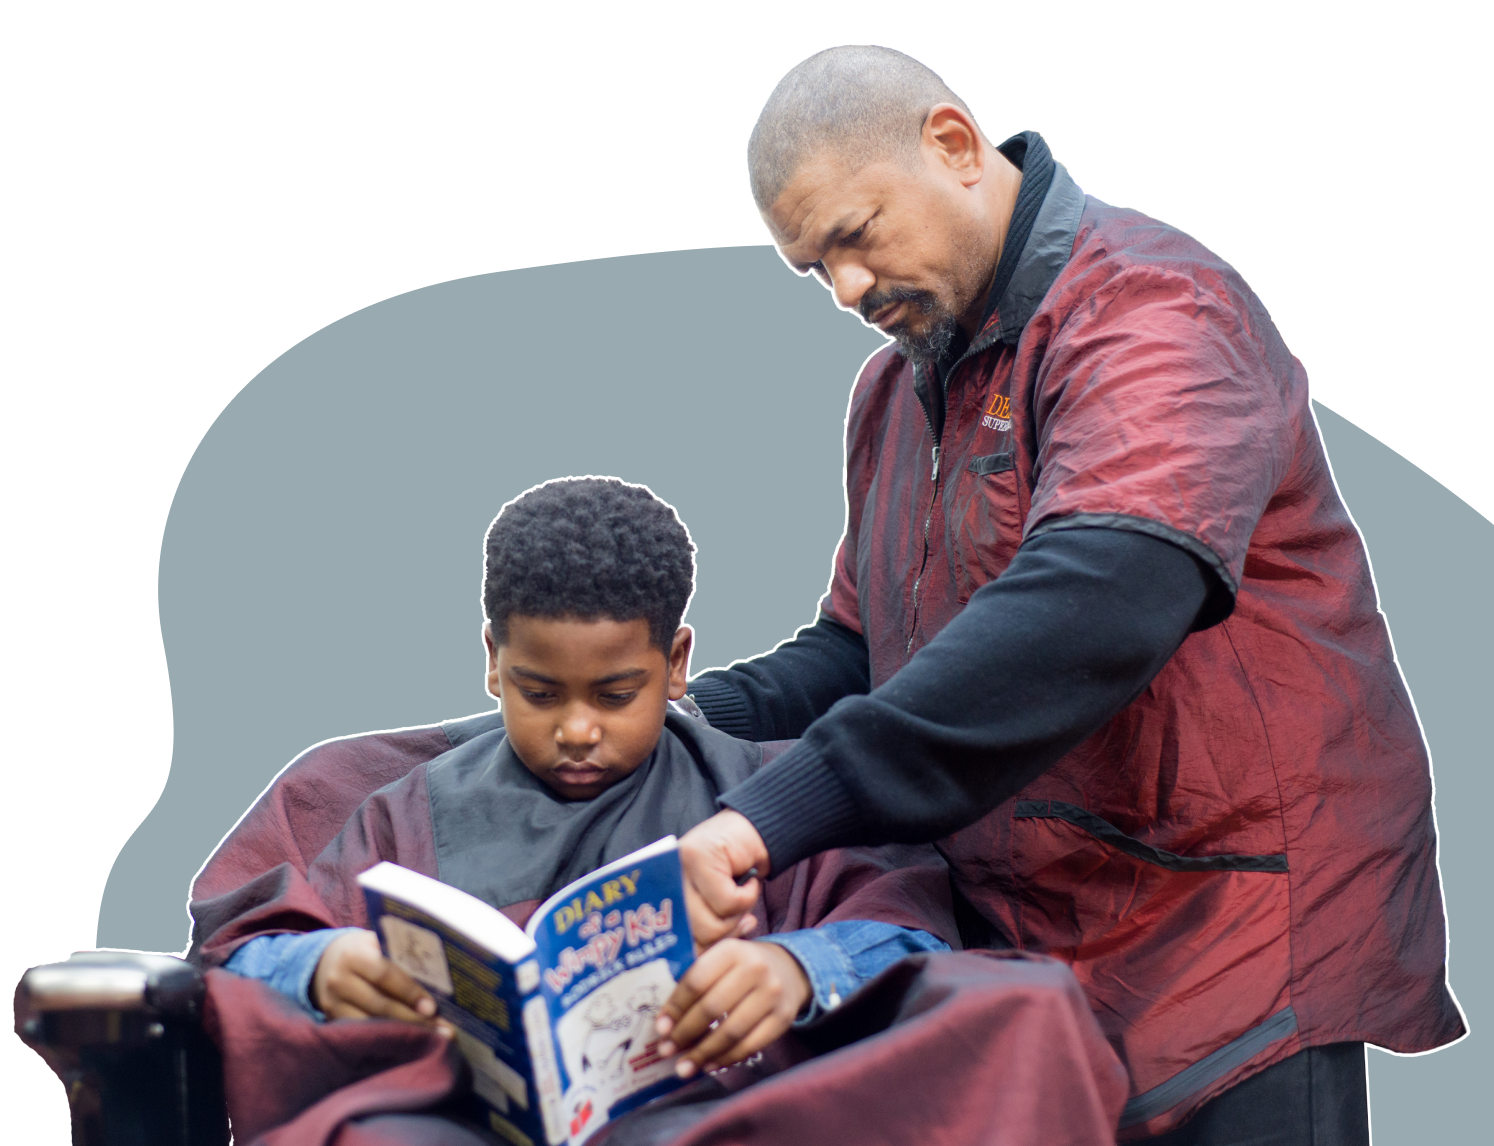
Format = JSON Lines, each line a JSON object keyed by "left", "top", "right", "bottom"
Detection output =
{"left": 555, "top": 960, "right": 677, "bottom": 1139}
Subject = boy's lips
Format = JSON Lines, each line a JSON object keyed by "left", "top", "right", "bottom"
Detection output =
{"left": 553, "top": 761, "right": 607, "bottom": 784}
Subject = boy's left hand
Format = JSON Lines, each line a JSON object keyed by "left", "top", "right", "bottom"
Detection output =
{"left": 653, "top": 939, "right": 811, "bottom": 1078}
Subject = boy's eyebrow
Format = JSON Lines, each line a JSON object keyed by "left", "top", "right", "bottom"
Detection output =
{"left": 509, "top": 666, "right": 562, "bottom": 685}
{"left": 508, "top": 666, "right": 648, "bottom": 686}
{"left": 591, "top": 669, "right": 648, "bottom": 686}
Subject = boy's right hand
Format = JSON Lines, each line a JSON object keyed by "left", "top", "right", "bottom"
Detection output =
{"left": 311, "top": 929, "right": 441, "bottom": 1026}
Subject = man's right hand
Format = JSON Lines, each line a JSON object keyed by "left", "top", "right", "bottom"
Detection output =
{"left": 311, "top": 929, "right": 443, "bottom": 1026}
{"left": 678, "top": 810, "right": 771, "bottom": 949}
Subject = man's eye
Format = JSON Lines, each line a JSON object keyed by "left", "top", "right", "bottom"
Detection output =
{"left": 845, "top": 225, "right": 865, "bottom": 243}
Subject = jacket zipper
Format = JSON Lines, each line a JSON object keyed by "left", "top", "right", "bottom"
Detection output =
{"left": 906, "top": 372, "right": 945, "bottom": 656}
{"left": 905, "top": 329, "right": 1005, "bottom": 656}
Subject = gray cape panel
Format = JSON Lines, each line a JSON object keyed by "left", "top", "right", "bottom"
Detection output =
{"left": 425, "top": 710, "right": 764, "bottom": 909}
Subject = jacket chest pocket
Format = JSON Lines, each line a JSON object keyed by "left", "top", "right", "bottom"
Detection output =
{"left": 950, "top": 451, "right": 1025, "bottom": 604}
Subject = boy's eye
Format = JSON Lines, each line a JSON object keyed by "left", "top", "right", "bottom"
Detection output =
{"left": 598, "top": 692, "right": 636, "bottom": 706}
{"left": 520, "top": 690, "right": 556, "bottom": 703}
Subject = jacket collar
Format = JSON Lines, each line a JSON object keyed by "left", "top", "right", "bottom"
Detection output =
{"left": 990, "top": 159, "right": 1087, "bottom": 346}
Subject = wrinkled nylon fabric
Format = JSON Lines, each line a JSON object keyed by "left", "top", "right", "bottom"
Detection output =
{"left": 201, "top": 951, "right": 1126, "bottom": 1146}
{"left": 185, "top": 718, "right": 991, "bottom": 1143}
{"left": 808, "top": 162, "right": 1462, "bottom": 1135}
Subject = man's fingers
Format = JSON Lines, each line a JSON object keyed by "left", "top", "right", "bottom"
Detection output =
{"left": 683, "top": 878, "right": 754, "bottom": 950}
{"left": 678, "top": 812, "right": 770, "bottom": 949}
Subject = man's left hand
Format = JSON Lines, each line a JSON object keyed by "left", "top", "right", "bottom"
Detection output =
{"left": 678, "top": 810, "right": 771, "bottom": 948}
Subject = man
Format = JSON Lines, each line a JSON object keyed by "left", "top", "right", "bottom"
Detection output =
{"left": 675, "top": 45, "right": 1463, "bottom": 1144}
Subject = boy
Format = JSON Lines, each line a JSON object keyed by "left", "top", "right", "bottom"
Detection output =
{"left": 213, "top": 476, "right": 954, "bottom": 1083}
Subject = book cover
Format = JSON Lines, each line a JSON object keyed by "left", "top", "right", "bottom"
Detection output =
{"left": 359, "top": 835, "right": 695, "bottom": 1146}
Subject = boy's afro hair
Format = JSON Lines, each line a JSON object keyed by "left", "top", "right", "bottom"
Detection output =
{"left": 483, "top": 477, "right": 696, "bottom": 652}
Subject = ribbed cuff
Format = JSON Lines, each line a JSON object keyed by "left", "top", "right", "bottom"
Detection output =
{"left": 718, "top": 739, "right": 863, "bottom": 872}
{"left": 686, "top": 675, "right": 756, "bottom": 738}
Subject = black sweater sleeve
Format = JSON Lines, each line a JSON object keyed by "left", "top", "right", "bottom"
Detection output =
{"left": 718, "top": 527, "right": 1213, "bottom": 873}
{"left": 687, "top": 614, "right": 871, "bottom": 740}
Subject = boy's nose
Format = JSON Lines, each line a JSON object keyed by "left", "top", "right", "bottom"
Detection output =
{"left": 556, "top": 708, "right": 603, "bottom": 749}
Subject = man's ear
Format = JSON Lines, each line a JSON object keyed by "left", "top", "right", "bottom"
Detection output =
{"left": 923, "top": 103, "right": 984, "bottom": 187}
{"left": 667, "top": 626, "right": 694, "bottom": 700}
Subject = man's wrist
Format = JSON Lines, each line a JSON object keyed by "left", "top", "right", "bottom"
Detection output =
{"left": 718, "top": 739, "right": 861, "bottom": 871}
{"left": 686, "top": 675, "right": 755, "bottom": 738}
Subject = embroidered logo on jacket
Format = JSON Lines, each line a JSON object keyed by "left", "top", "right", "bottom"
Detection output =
{"left": 982, "top": 392, "right": 1012, "bottom": 432}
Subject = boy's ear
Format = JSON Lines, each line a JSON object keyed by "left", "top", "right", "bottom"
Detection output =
{"left": 484, "top": 621, "right": 501, "bottom": 675}
{"left": 667, "top": 626, "right": 693, "bottom": 700}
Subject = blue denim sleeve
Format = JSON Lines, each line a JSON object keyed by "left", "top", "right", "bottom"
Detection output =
{"left": 757, "top": 921, "right": 948, "bottom": 1024}
{"left": 222, "top": 928, "right": 362, "bottom": 1018}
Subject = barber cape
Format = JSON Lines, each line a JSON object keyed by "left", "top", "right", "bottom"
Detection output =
{"left": 190, "top": 711, "right": 764, "bottom": 945}
{"left": 313, "top": 709, "right": 764, "bottom": 924}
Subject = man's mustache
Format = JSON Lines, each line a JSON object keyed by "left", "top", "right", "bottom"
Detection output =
{"left": 858, "top": 286, "right": 938, "bottom": 326}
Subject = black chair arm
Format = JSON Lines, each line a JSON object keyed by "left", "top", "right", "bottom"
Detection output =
{"left": 16, "top": 950, "right": 229, "bottom": 1146}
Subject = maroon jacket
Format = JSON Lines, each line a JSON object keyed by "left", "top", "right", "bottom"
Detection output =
{"left": 816, "top": 159, "right": 1463, "bottom": 1135}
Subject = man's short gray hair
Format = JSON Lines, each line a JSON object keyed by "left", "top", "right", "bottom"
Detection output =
{"left": 748, "top": 46, "right": 974, "bottom": 211}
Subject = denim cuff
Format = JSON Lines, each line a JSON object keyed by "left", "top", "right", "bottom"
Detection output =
{"left": 223, "top": 927, "right": 360, "bottom": 1019}
{"left": 756, "top": 929, "right": 858, "bottom": 1025}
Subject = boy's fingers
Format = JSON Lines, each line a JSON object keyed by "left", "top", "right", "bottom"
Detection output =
{"left": 658, "top": 943, "right": 732, "bottom": 1030}
{"left": 675, "top": 991, "right": 775, "bottom": 1074}
{"left": 706, "top": 1012, "right": 789, "bottom": 1070}
{"left": 369, "top": 958, "right": 438, "bottom": 1016}
{"left": 321, "top": 997, "right": 372, "bottom": 1021}
{"left": 664, "top": 963, "right": 758, "bottom": 1052}
{"left": 326, "top": 930, "right": 438, "bottom": 1022}
{"left": 337, "top": 972, "right": 435, "bottom": 1025}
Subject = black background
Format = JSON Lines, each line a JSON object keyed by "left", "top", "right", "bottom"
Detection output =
{"left": 11, "top": 35, "right": 1482, "bottom": 1135}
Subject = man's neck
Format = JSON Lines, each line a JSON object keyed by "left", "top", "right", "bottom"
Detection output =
{"left": 959, "top": 148, "right": 1024, "bottom": 338}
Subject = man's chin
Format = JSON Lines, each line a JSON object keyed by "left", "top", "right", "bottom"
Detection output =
{"left": 890, "top": 317, "right": 960, "bottom": 367}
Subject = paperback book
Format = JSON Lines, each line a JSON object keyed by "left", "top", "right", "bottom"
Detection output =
{"left": 357, "top": 836, "right": 694, "bottom": 1146}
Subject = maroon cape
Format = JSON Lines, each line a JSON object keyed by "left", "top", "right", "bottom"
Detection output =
{"left": 189, "top": 713, "right": 1126, "bottom": 1144}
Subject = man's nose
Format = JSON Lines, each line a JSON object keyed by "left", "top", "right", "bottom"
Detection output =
{"left": 827, "top": 261, "right": 875, "bottom": 312}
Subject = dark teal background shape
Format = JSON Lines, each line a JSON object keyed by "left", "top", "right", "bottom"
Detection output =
{"left": 99, "top": 247, "right": 1484, "bottom": 1142}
